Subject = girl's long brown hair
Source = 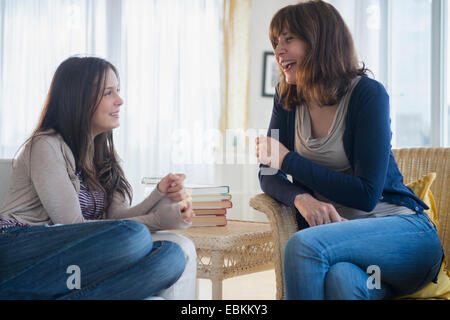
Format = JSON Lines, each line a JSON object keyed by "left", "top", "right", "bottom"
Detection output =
{"left": 28, "top": 56, "right": 132, "bottom": 211}
{"left": 269, "top": 0, "right": 369, "bottom": 110}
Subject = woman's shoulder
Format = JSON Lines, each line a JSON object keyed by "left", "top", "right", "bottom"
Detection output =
{"left": 347, "top": 76, "right": 390, "bottom": 123}
{"left": 273, "top": 89, "right": 295, "bottom": 115}
{"left": 353, "top": 76, "right": 388, "bottom": 97}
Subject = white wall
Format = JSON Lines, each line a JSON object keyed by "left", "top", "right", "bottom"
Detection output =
{"left": 248, "top": 0, "right": 298, "bottom": 131}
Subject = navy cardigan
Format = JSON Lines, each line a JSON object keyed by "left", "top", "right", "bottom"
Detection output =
{"left": 258, "top": 76, "right": 427, "bottom": 214}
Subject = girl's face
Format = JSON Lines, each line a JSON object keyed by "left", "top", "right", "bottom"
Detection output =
{"left": 274, "top": 28, "right": 307, "bottom": 85}
{"left": 91, "top": 68, "right": 123, "bottom": 137}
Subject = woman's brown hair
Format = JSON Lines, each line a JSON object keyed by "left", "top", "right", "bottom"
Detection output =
{"left": 269, "top": 0, "right": 369, "bottom": 110}
{"left": 28, "top": 56, "right": 132, "bottom": 211}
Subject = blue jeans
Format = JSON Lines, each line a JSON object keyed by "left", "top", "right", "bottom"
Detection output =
{"left": 284, "top": 212, "right": 444, "bottom": 300}
{"left": 0, "top": 220, "right": 186, "bottom": 299}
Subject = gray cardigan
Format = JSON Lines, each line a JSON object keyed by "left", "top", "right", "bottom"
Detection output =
{"left": 0, "top": 131, "right": 191, "bottom": 231}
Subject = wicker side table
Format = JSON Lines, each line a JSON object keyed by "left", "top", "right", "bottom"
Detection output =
{"left": 172, "top": 219, "right": 274, "bottom": 300}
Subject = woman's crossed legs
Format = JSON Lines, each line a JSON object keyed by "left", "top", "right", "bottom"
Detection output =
{"left": 284, "top": 212, "right": 443, "bottom": 300}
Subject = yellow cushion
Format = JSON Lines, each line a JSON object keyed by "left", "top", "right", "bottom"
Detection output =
{"left": 400, "top": 172, "right": 450, "bottom": 299}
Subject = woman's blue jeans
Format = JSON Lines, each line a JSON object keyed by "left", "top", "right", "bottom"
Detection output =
{"left": 0, "top": 220, "right": 186, "bottom": 299}
{"left": 284, "top": 212, "right": 444, "bottom": 300}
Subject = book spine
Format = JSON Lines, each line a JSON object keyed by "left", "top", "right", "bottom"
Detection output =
{"left": 191, "top": 200, "right": 233, "bottom": 209}
{"left": 193, "top": 209, "right": 227, "bottom": 215}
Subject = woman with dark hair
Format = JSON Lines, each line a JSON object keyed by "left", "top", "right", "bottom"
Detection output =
{"left": 256, "top": 0, "right": 444, "bottom": 300}
{"left": 0, "top": 56, "right": 194, "bottom": 299}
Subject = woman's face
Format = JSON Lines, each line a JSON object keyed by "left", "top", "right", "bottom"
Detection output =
{"left": 274, "top": 28, "right": 307, "bottom": 85}
{"left": 91, "top": 68, "right": 123, "bottom": 137}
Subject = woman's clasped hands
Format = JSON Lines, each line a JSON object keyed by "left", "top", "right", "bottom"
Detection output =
{"left": 157, "top": 173, "right": 195, "bottom": 223}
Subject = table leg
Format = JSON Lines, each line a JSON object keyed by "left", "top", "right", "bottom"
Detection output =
{"left": 195, "top": 279, "right": 200, "bottom": 300}
{"left": 212, "top": 280, "right": 223, "bottom": 300}
{"left": 210, "top": 251, "right": 224, "bottom": 300}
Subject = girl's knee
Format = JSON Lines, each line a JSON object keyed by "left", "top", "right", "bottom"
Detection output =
{"left": 105, "top": 220, "right": 153, "bottom": 260}
{"left": 151, "top": 232, "right": 196, "bottom": 268}
{"left": 169, "top": 234, "right": 196, "bottom": 262}
{"left": 118, "top": 220, "right": 151, "bottom": 241}
{"left": 157, "top": 241, "right": 186, "bottom": 282}
{"left": 168, "top": 241, "right": 186, "bottom": 273}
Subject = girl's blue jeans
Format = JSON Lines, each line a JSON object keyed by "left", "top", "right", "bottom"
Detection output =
{"left": 0, "top": 219, "right": 186, "bottom": 299}
{"left": 284, "top": 212, "right": 444, "bottom": 300}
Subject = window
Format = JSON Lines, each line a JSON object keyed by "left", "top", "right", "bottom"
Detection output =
{"left": 447, "top": 0, "right": 450, "bottom": 146}
{"left": 329, "top": 0, "right": 447, "bottom": 148}
{"left": 390, "top": 0, "right": 432, "bottom": 147}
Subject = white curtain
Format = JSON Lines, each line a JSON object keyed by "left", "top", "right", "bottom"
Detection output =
{"left": 0, "top": 0, "right": 223, "bottom": 203}
{"left": 0, "top": 0, "right": 107, "bottom": 156}
{"left": 116, "top": 0, "right": 223, "bottom": 203}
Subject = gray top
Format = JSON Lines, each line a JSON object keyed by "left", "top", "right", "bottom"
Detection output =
{"left": 295, "top": 77, "right": 415, "bottom": 220}
{"left": 0, "top": 130, "right": 191, "bottom": 231}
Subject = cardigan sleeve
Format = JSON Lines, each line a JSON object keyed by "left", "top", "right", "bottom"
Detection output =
{"left": 106, "top": 188, "right": 192, "bottom": 231}
{"left": 258, "top": 92, "right": 313, "bottom": 208}
{"left": 106, "top": 187, "right": 166, "bottom": 219}
{"left": 126, "top": 197, "right": 192, "bottom": 232}
{"left": 280, "top": 80, "right": 391, "bottom": 212}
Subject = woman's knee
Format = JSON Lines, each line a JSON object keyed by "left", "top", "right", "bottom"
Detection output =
{"left": 325, "top": 262, "right": 370, "bottom": 300}
{"left": 284, "top": 230, "right": 321, "bottom": 263}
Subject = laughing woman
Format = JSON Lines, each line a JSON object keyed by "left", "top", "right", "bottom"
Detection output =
{"left": 256, "top": 1, "right": 444, "bottom": 300}
{"left": 0, "top": 56, "right": 194, "bottom": 299}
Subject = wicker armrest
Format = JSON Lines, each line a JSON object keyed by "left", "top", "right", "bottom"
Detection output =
{"left": 249, "top": 193, "right": 299, "bottom": 300}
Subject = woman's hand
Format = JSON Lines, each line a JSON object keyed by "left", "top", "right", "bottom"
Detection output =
{"left": 180, "top": 201, "right": 195, "bottom": 222}
{"left": 255, "top": 135, "right": 290, "bottom": 170}
{"left": 294, "top": 193, "right": 347, "bottom": 227}
{"left": 157, "top": 173, "right": 187, "bottom": 202}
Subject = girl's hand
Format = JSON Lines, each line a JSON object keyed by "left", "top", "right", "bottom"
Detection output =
{"left": 294, "top": 193, "right": 347, "bottom": 227}
{"left": 180, "top": 201, "right": 195, "bottom": 222}
{"left": 255, "top": 135, "right": 290, "bottom": 170}
{"left": 157, "top": 173, "right": 187, "bottom": 202}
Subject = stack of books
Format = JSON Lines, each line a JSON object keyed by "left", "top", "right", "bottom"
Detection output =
{"left": 185, "top": 184, "right": 232, "bottom": 227}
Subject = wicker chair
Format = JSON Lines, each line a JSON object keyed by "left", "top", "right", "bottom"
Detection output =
{"left": 249, "top": 148, "right": 450, "bottom": 300}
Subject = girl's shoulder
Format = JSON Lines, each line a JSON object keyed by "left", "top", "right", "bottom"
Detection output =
{"left": 21, "top": 130, "right": 62, "bottom": 158}
{"left": 21, "top": 129, "right": 76, "bottom": 169}
{"left": 31, "top": 129, "right": 63, "bottom": 144}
